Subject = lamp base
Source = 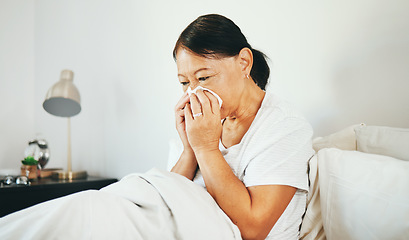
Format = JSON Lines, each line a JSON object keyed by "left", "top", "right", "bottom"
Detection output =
{"left": 52, "top": 170, "right": 87, "bottom": 180}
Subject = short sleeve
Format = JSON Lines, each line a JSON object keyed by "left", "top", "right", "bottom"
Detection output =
{"left": 243, "top": 117, "right": 314, "bottom": 192}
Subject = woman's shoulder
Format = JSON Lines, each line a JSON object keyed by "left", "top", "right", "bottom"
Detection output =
{"left": 258, "top": 90, "right": 311, "bottom": 127}
{"left": 242, "top": 90, "right": 314, "bottom": 147}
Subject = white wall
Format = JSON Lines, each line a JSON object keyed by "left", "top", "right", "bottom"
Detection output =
{"left": 1, "top": 0, "right": 408, "bottom": 179}
{"left": 0, "top": 1, "right": 35, "bottom": 174}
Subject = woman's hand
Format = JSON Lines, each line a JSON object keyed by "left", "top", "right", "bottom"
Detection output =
{"left": 172, "top": 91, "right": 198, "bottom": 180}
{"left": 174, "top": 91, "right": 193, "bottom": 151}
{"left": 184, "top": 90, "right": 222, "bottom": 154}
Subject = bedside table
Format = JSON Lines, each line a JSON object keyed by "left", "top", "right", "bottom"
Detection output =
{"left": 0, "top": 176, "right": 117, "bottom": 217}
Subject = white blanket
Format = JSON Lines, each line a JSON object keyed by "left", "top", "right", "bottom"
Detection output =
{"left": 0, "top": 169, "right": 241, "bottom": 240}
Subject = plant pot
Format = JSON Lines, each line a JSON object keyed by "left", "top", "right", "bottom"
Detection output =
{"left": 21, "top": 165, "right": 38, "bottom": 180}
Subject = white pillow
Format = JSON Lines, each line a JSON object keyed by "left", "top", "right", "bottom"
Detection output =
{"left": 317, "top": 148, "right": 409, "bottom": 240}
{"left": 355, "top": 125, "right": 409, "bottom": 161}
{"left": 312, "top": 124, "right": 364, "bottom": 152}
{"left": 167, "top": 138, "right": 183, "bottom": 171}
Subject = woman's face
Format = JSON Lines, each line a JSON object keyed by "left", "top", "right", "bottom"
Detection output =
{"left": 175, "top": 47, "right": 245, "bottom": 119}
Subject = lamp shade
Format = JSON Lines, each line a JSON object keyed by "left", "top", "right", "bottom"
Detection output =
{"left": 43, "top": 70, "right": 81, "bottom": 117}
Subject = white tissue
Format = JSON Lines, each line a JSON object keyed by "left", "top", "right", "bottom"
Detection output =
{"left": 187, "top": 86, "right": 223, "bottom": 108}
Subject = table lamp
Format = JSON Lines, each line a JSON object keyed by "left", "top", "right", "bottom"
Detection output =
{"left": 43, "top": 69, "right": 87, "bottom": 180}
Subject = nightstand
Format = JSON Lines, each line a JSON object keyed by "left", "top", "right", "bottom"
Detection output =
{"left": 0, "top": 176, "right": 117, "bottom": 217}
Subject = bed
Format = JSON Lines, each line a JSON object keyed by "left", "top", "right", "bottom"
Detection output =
{"left": 1, "top": 124, "right": 408, "bottom": 239}
{"left": 0, "top": 168, "right": 241, "bottom": 239}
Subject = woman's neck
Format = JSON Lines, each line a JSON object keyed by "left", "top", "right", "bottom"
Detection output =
{"left": 225, "top": 81, "right": 265, "bottom": 124}
{"left": 221, "top": 80, "right": 265, "bottom": 148}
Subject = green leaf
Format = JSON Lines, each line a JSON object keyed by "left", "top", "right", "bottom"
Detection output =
{"left": 22, "top": 156, "right": 38, "bottom": 165}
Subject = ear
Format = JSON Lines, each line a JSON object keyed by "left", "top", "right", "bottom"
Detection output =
{"left": 238, "top": 47, "right": 253, "bottom": 77}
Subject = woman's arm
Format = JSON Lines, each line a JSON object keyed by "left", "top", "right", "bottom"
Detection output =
{"left": 171, "top": 149, "right": 198, "bottom": 180}
{"left": 195, "top": 149, "right": 296, "bottom": 240}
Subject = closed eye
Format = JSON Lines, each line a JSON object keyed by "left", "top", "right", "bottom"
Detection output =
{"left": 198, "top": 76, "right": 210, "bottom": 81}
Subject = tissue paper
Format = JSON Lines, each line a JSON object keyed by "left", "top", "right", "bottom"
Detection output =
{"left": 187, "top": 86, "right": 223, "bottom": 108}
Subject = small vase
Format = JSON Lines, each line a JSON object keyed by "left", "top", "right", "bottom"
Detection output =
{"left": 21, "top": 165, "right": 38, "bottom": 180}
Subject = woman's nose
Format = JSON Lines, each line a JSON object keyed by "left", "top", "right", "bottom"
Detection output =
{"left": 189, "top": 82, "right": 199, "bottom": 90}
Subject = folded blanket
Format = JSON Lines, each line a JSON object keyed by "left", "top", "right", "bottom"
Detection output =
{"left": 0, "top": 168, "right": 241, "bottom": 240}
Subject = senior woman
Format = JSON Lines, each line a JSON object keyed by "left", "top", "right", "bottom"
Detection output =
{"left": 171, "top": 14, "right": 314, "bottom": 240}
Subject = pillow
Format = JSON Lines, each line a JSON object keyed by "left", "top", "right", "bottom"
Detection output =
{"left": 312, "top": 124, "right": 365, "bottom": 152}
{"left": 317, "top": 148, "right": 409, "bottom": 240}
{"left": 355, "top": 125, "right": 409, "bottom": 161}
{"left": 167, "top": 138, "right": 183, "bottom": 171}
{"left": 299, "top": 155, "right": 325, "bottom": 240}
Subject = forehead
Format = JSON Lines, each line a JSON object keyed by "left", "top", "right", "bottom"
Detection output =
{"left": 176, "top": 48, "right": 222, "bottom": 74}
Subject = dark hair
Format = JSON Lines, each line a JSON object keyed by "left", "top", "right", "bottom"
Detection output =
{"left": 173, "top": 14, "right": 270, "bottom": 90}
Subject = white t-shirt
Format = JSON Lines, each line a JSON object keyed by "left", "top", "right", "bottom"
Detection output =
{"left": 169, "top": 91, "right": 314, "bottom": 239}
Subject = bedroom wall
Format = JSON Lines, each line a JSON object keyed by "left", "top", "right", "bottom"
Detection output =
{"left": 1, "top": 0, "right": 408, "bottom": 179}
{"left": 0, "top": 1, "right": 35, "bottom": 174}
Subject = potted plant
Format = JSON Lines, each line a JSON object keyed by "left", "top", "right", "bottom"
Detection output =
{"left": 21, "top": 156, "right": 39, "bottom": 179}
